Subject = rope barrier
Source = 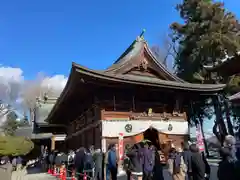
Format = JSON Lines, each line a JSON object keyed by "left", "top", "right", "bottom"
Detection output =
{"left": 48, "top": 166, "right": 93, "bottom": 180}
{"left": 67, "top": 169, "right": 93, "bottom": 179}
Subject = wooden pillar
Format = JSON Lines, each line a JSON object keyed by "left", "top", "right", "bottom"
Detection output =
{"left": 132, "top": 95, "right": 136, "bottom": 111}
{"left": 113, "top": 95, "right": 116, "bottom": 111}
{"left": 51, "top": 136, "right": 55, "bottom": 150}
{"left": 175, "top": 96, "right": 182, "bottom": 113}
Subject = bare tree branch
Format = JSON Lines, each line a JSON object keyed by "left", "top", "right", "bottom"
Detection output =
{"left": 20, "top": 73, "right": 64, "bottom": 112}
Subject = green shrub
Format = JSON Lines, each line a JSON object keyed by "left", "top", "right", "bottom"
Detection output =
{"left": 0, "top": 136, "right": 34, "bottom": 156}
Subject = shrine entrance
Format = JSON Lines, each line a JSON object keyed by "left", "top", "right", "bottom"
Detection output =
{"left": 143, "top": 128, "right": 160, "bottom": 149}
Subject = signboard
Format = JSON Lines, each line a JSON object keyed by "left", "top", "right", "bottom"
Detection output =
{"left": 196, "top": 124, "right": 205, "bottom": 152}
{"left": 118, "top": 133, "right": 124, "bottom": 161}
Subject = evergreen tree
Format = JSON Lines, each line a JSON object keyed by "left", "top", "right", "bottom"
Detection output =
{"left": 2, "top": 111, "right": 19, "bottom": 136}
{"left": 171, "top": 0, "right": 240, "bottom": 82}
{"left": 0, "top": 136, "right": 34, "bottom": 156}
{"left": 170, "top": 0, "right": 240, "bottom": 142}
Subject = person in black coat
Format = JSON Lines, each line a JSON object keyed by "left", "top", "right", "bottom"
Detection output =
{"left": 48, "top": 151, "right": 55, "bottom": 172}
{"left": 218, "top": 147, "right": 240, "bottom": 180}
{"left": 181, "top": 143, "right": 192, "bottom": 180}
{"left": 93, "top": 149, "right": 103, "bottom": 180}
{"left": 201, "top": 152, "right": 210, "bottom": 180}
{"left": 152, "top": 149, "right": 164, "bottom": 180}
{"left": 189, "top": 144, "right": 205, "bottom": 180}
{"left": 74, "top": 147, "right": 86, "bottom": 180}
{"left": 126, "top": 144, "right": 143, "bottom": 180}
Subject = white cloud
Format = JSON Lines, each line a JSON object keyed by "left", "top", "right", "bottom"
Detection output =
{"left": 0, "top": 66, "right": 24, "bottom": 102}
{"left": 0, "top": 65, "right": 68, "bottom": 104}
{"left": 41, "top": 75, "right": 67, "bottom": 93}
{"left": 0, "top": 65, "right": 68, "bottom": 126}
{"left": 0, "top": 66, "right": 24, "bottom": 82}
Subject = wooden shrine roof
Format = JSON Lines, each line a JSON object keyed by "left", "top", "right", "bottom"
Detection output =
{"left": 104, "top": 30, "right": 184, "bottom": 82}
{"left": 34, "top": 96, "right": 58, "bottom": 125}
{"left": 46, "top": 31, "right": 226, "bottom": 123}
{"left": 70, "top": 62, "right": 225, "bottom": 91}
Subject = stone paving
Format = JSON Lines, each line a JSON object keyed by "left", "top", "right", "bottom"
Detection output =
{"left": 11, "top": 167, "right": 57, "bottom": 180}
{"left": 11, "top": 161, "right": 219, "bottom": 180}
{"left": 25, "top": 173, "right": 57, "bottom": 180}
{"left": 117, "top": 164, "right": 218, "bottom": 180}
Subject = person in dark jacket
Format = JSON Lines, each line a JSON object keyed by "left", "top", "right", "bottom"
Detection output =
{"left": 127, "top": 144, "right": 143, "bottom": 180}
{"left": 152, "top": 149, "right": 164, "bottom": 180}
{"left": 41, "top": 145, "right": 44, "bottom": 159}
{"left": 149, "top": 145, "right": 155, "bottom": 172}
{"left": 224, "top": 135, "right": 237, "bottom": 161}
{"left": 61, "top": 152, "right": 68, "bottom": 165}
{"left": 93, "top": 149, "right": 103, "bottom": 180}
{"left": 201, "top": 152, "right": 210, "bottom": 180}
{"left": 48, "top": 151, "right": 55, "bottom": 172}
{"left": 181, "top": 143, "right": 192, "bottom": 180}
{"left": 85, "top": 146, "right": 94, "bottom": 178}
{"left": 189, "top": 144, "right": 205, "bottom": 180}
{"left": 41, "top": 146, "right": 49, "bottom": 171}
{"left": 67, "top": 150, "right": 75, "bottom": 177}
{"left": 142, "top": 143, "right": 154, "bottom": 180}
{"left": 218, "top": 147, "right": 240, "bottom": 180}
{"left": 108, "top": 144, "right": 117, "bottom": 180}
{"left": 16, "top": 156, "right": 23, "bottom": 171}
{"left": 54, "top": 152, "right": 65, "bottom": 174}
{"left": 55, "top": 152, "right": 62, "bottom": 167}
{"left": 75, "top": 147, "right": 86, "bottom": 180}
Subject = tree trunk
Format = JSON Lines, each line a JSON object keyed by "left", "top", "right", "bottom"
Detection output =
{"left": 212, "top": 121, "right": 222, "bottom": 145}
{"left": 199, "top": 117, "right": 210, "bottom": 157}
{"left": 224, "top": 99, "right": 234, "bottom": 136}
{"left": 212, "top": 95, "right": 227, "bottom": 144}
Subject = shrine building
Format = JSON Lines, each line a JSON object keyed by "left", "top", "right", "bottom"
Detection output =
{"left": 46, "top": 31, "right": 225, "bottom": 152}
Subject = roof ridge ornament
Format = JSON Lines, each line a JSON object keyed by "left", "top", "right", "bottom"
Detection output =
{"left": 136, "top": 29, "right": 146, "bottom": 42}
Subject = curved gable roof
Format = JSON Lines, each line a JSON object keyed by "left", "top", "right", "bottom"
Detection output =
{"left": 46, "top": 31, "right": 226, "bottom": 123}
{"left": 105, "top": 30, "right": 184, "bottom": 82}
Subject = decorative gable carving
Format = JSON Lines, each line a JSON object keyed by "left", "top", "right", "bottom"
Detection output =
{"left": 138, "top": 57, "right": 148, "bottom": 71}
{"left": 105, "top": 34, "right": 182, "bottom": 82}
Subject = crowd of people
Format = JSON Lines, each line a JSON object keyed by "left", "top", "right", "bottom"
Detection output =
{"left": 41, "top": 145, "right": 102, "bottom": 180}
{"left": 38, "top": 135, "right": 240, "bottom": 180}
{"left": 0, "top": 156, "right": 24, "bottom": 171}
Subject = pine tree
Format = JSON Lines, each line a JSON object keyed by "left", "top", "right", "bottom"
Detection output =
{"left": 170, "top": 0, "right": 240, "bottom": 142}
{"left": 171, "top": 0, "right": 240, "bottom": 82}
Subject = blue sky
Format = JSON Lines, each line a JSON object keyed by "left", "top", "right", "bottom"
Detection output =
{"left": 0, "top": 0, "right": 239, "bottom": 78}
{"left": 0, "top": 0, "right": 239, "bottom": 133}
{"left": 0, "top": 0, "right": 183, "bottom": 79}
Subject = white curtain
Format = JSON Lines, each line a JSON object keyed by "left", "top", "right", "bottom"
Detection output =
{"left": 102, "top": 120, "right": 189, "bottom": 137}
